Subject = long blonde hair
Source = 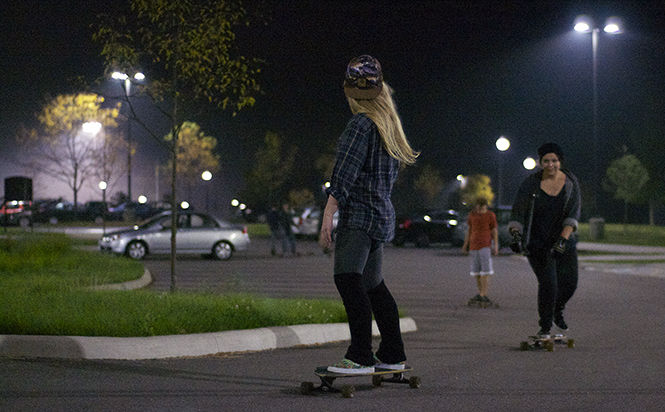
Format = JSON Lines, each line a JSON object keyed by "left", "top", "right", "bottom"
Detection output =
{"left": 347, "top": 82, "right": 419, "bottom": 165}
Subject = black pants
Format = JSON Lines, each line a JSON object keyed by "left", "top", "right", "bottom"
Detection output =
{"left": 332, "top": 229, "right": 405, "bottom": 366}
{"left": 527, "top": 245, "right": 579, "bottom": 331}
{"left": 334, "top": 275, "right": 406, "bottom": 366}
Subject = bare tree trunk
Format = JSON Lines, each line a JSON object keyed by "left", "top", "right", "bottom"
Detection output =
{"left": 169, "top": 20, "right": 181, "bottom": 293}
{"left": 649, "top": 199, "right": 655, "bottom": 226}
{"left": 73, "top": 164, "right": 79, "bottom": 210}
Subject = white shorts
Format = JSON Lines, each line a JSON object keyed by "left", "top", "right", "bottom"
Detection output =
{"left": 469, "top": 247, "right": 494, "bottom": 276}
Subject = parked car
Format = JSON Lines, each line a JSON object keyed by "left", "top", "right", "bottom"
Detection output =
{"left": 392, "top": 209, "right": 461, "bottom": 247}
{"left": 107, "top": 201, "right": 167, "bottom": 221}
{"left": 451, "top": 205, "right": 513, "bottom": 248}
{"left": 99, "top": 211, "right": 249, "bottom": 260}
{"left": 31, "top": 199, "right": 81, "bottom": 224}
{"left": 0, "top": 199, "right": 31, "bottom": 226}
{"left": 290, "top": 206, "right": 338, "bottom": 238}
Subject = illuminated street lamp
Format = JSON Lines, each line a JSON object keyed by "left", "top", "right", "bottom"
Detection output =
{"left": 523, "top": 157, "right": 537, "bottom": 170}
{"left": 495, "top": 136, "right": 510, "bottom": 207}
{"left": 201, "top": 170, "right": 212, "bottom": 212}
{"left": 82, "top": 121, "right": 102, "bottom": 136}
{"left": 574, "top": 15, "right": 622, "bottom": 215}
{"left": 112, "top": 70, "right": 145, "bottom": 203}
{"left": 98, "top": 180, "right": 107, "bottom": 235}
{"left": 231, "top": 198, "right": 240, "bottom": 207}
{"left": 138, "top": 195, "right": 148, "bottom": 204}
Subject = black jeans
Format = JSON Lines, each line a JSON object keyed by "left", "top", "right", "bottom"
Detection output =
{"left": 527, "top": 243, "right": 579, "bottom": 331}
{"left": 334, "top": 274, "right": 406, "bottom": 366}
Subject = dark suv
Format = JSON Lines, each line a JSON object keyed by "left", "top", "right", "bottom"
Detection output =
{"left": 392, "top": 209, "right": 462, "bottom": 248}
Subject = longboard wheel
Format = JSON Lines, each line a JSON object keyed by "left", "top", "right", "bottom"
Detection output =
{"left": 567, "top": 338, "right": 575, "bottom": 348}
{"left": 341, "top": 384, "right": 355, "bottom": 398}
{"left": 300, "top": 381, "right": 314, "bottom": 395}
{"left": 372, "top": 374, "right": 383, "bottom": 387}
{"left": 520, "top": 341, "right": 529, "bottom": 351}
{"left": 409, "top": 376, "right": 422, "bottom": 388}
{"left": 545, "top": 341, "right": 555, "bottom": 352}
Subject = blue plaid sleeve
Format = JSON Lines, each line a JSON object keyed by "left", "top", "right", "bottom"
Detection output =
{"left": 326, "top": 115, "right": 369, "bottom": 208}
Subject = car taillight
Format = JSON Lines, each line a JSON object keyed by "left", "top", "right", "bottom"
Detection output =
{"left": 400, "top": 219, "right": 412, "bottom": 229}
{"left": 242, "top": 226, "right": 248, "bottom": 234}
{"left": 299, "top": 217, "right": 303, "bottom": 225}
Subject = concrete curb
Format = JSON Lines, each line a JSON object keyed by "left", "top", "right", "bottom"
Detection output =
{"left": 89, "top": 267, "right": 153, "bottom": 290}
{"left": 0, "top": 317, "right": 417, "bottom": 360}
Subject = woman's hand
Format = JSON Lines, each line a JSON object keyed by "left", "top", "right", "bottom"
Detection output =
{"left": 318, "top": 195, "right": 338, "bottom": 251}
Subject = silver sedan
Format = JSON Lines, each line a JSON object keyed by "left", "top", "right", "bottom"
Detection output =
{"left": 99, "top": 211, "right": 250, "bottom": 260}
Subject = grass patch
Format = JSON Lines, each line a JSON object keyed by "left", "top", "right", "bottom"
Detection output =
{"left": 577, "top": 223, "right": 665, "bottom": 247}
{"left": 246, "top": 223, "right": 270, "bottom": 238}
{"left": 0, "top": 233, "right": 346, "bottom": 337}
{"left": 585, "top": 259, "right": 665, "bottom": 265}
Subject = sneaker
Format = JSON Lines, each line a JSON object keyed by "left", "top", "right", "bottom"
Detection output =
{"left": 373, "top": 354, "right": 406, "bottom": 370}
{"left": 480, "top": 296, "right": 491, "bottom": 303}
{"left": 554, "top": 314, "right": 568, "bottom": 332}
{"left": 536, "top": 328, "right": 551, "bottom": 339}
{"left": 327, "top": 358, "right": 374, "bottom": 374}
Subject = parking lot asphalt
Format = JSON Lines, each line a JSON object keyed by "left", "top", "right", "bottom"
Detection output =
{"left": 2, "top": 235, "right": 664, "bottom": 360}
{"left": 2, "top": 236, "right": 665, "bottom": 410}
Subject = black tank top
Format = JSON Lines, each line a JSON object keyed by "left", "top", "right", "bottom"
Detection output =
{"left": 528, "top": 187, "right": 566, "bottom": 252}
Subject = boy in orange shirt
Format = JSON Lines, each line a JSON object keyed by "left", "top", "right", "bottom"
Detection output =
{"left": 462, "top": 197, "right": 499, "bottom": 305}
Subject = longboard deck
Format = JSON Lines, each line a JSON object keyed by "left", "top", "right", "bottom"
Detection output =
{"left": 302, "top": 365, "right": 420, "bottom": 397}
{"left": 315, "top": 365, "right": 413, "bottom": 378}
{"left": 520, "top": 335, "right": 575, "bottom": 351}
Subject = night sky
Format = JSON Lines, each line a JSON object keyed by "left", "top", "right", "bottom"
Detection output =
{"left": 2, "top": 1, "right": 665, "bottom": 221}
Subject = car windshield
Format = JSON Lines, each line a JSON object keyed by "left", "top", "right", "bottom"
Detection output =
{"left": 136, "top": 214, "right": 170, "bottom": 229}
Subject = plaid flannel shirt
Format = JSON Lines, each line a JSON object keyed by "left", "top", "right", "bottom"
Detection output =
{"left": 326, "top": 114, "right": 399, "bottom": 242}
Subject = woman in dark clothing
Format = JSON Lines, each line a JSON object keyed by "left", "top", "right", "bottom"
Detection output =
{"left": 319, "top": 55, "right": 419, "bottom": 373}
{"left": 509, "top": 142, "right": 582, "bottom": 338}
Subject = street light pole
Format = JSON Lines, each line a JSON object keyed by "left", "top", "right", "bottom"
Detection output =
{"left": 495, "top": 136, "right": 510, "bottom": 207}
{"left": 98, "top": 181, "right": 107, "bottom": 236}
{"left": 112, "top": 71, "right": 145, "bottom": 203}
{"left": 201, "top": 170, "right": 212, "bottom": 213}
{"left": 574, "top": 16, "right": 622, "bottom": 217}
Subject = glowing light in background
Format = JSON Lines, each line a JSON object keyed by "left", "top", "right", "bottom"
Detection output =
{"left": 523, "top": 157, "right": 537, "bottom": 170}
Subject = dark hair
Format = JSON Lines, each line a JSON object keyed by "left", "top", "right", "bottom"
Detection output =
{"left": 537, "top": 142, "right": 564, "bottom": 161}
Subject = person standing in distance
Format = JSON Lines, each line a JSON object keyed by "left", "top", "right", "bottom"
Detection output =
{"left": 462, "top": 197, "right": 499, "bottom": 305}
{"left": 508, "top": 142, "right": 581, "bottom": 338}
{"left": 319, "top": 55, "right": 419, "bottom": 373}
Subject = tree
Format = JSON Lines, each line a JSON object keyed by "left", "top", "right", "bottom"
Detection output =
{"left": 90, "top": 128, "right": 128, "bottom": 198}
{"left": 459, "top": 174, "right": 495, "bottom": 208}
{"left": 243, "top": 131, "right": 296, "bottom": 210}
{"left": 603, "top": 153, "right": 649, "bottom": 224}
{"left": 16, "top": 93, "right": 120, "bottom": 207}
{"left": 94, "top": 0, "right": 263, "bottom": 291}
{"left": 164, "top": 121, "right": 220, "bottom": 200}
{"left": 288, "top": 188, "right": 315, "bottom": 210}
{"left": 413, "top": 164, "right": 443, "bottom": 209}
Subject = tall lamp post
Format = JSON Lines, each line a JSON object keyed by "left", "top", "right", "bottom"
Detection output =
{"left": 495, "top": 136, "right": 510, "bottom": 207}
{"left": 98, "top": 181, "right": 107, "bottom": 236}
{"left": 201, "top": 170, "right": 212, "bottom": 213}
{"left": 574, "top": 15, "right": 622, "bottom": 216}
{"left": 112, "top": 71, "right": 145, "bottom": 203}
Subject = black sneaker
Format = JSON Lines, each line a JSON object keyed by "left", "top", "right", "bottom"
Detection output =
{"left": 554, "top": 314, "right": 568, "bottom": 332}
